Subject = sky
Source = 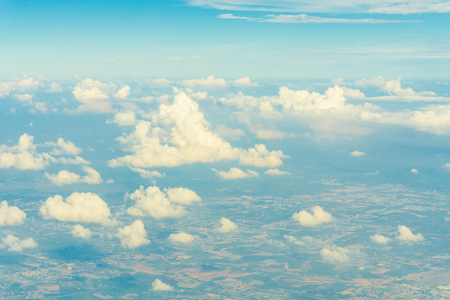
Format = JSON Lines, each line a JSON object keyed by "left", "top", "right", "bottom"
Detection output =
{"left": 1, "top": 0, "right": 449, "bottom": 79}
{"left": 0, "top": 1, "right": 450, "bottom": 299}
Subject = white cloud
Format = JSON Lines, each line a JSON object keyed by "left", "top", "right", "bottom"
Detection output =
{"left": 231, "top": 77, "right": 258, "bottom": 86}
{"left": 442, "top": 163, "right": 450, "bottom": 170}
{"left": 244, "top": 13, "right": 416, "bottom": 24}
{"left": 284, "top": 235, "right": 322, "bottom": 247}
{"left": 168, "top": 232, "right": 195, "bottom": 244}
{"left": 411, "top": 168, "right": 419, "bottom": 174}
{"left": 52, "top": 138, "right": 82, "bottom": 156}
{"left": 0, "top": 134, "right": 54, "bottom": 170}
{"left": 114, "top": 85, "right": 131, "bottom": 99}
{"left": 215, "top": 125, "right": 245, "bottom": 140}
{"left": 292, "top": 206, "right": 333, "bottom": 227}
{"left": 40, "top": 192, "right": 112, "bottom": 225}
{"left": 180, "top": 76, "right": 227, "bottom": 88}
{"left": 1, "top": 234, "right": 37, "bottom": 252}
{"left": 130, "top": 167, "right": 164, "bottom": 179}
{"left": 189, "top": 0, "right": 449, "bottom": 14}
{"left": 397, "top": 225, "right": 424, "bottom": 243}
{"left": 13, "top": 93, "right": 33, "bottom": 104}
{"left": 218, "top": 217, "right": 237, "bottom": 233}
{"left": 59, "top": 156, "right": 90, "bottom": 165}
{"left": 45, "top": 170, "right": 81, "bottom": 185}
{"left": 126, "top": 186, "right": 201, "bottom": 219}
{"left": 116, "top": 219, "right": 150, "bottom": 249}
{"left": 152, "top": 279, "right": 173, "bottom": 291}
{"left": 109, "top": 111, "right": 138, "bottom": 127}
{"left": 0, "top": 76, "right": 39, "bottom": 98}
{"left": 213, "top": 167, "right": 258, "bottom": 179}
{"left": 265, "top": 168, "right": 289, "bottom": 175}
{"left": 370, "top": 234, "right": 392, "bottom": 244}
{"left": 256, "top": 129, "right": 294, "bottom": 139}
{"left": 350, "top": 151, "right": 365, "bottom": 157}
{"left": 45, "top": 166, "right": 102, "bottom": 185}
{"left": 69, "top": 78, "right": 118, "bottom": 114}
{"left": 72, "top": 225, "right": 93, "bottom": 239}
{"left": 355, "top": 76, "right": 436, "bottom": 97}
{"left": 81, "top": 166, "right": 102, "bottom": 184}
{"left": 320, "top": 246, "right": 350, "bottom": 264}
{"left": 368, "top": 3, "right": 450, "bottom": 14}
{"left": 0, "top": 201, "right": 26, "bottom": 226}
{"left": 108, "top": 93, "right": 286, "bottom": 169}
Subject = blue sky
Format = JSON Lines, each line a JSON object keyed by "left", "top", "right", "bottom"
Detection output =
{"left": 1, "top": 0, "right": 449, "bottom": 79}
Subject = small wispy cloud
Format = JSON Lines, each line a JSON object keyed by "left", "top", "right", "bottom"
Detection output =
{"left": 218, "top": 13, "right": 420, "bottom": 24}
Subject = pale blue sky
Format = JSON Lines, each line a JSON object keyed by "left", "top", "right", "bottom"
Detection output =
{"left": 0, "top": 0, "right": 449, "bottom": 79}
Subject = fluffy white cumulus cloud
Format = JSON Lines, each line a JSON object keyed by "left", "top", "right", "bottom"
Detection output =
{"left": 350, "top": 151, "right": 365, "bottom": 157}
{"left": 127, "top": 186, "right": 201, "bottom": 219}
{"left": 72, "top": 224, "right": 93, "bottom": 239}
{"left": 180, "top": 76, "right": 226, "bottom": 88}
{"left": 265, "top": 168, "right": 289, "bottom": 175}
{"left": 411, "top": 168, "right": 419, "bottom": 174}
{"left": 370, "top": 234, "right": 392, "bottom": 244}
{"left": 116, "top": 219, "right": 150, "bottom": 249}
{"left": 45, "top": 166, "right": 102, "bottom": 185}
{"left": 1, "top": 234, "right": 37, "bottom": 252}
{"left": 114, "top": 85, "right": 131, "bottom": 99}
{"left": 231, "top": 77, "right": 258, "bottom": 86}
{"left": 0, "top": 76, "right": 39, "bottom": 98}
{"left": 108, "top": 93, "right": 286, "bottom": 168}
{"left": 69, "top": 78, "right": 131, "bottom": 114}
{"left": 152, "top": 279, "right": 173, "bottom": 291}
{"left": 45, "top": 170, "right": 81, "bottom": 185}
{"left": 397, "top": 225, "right": 424, "bottom": 243}
{"left": 59, "top": 156, "right": 90, "bottom": 165}
{"left": 110, "top": 111, "right": 138, "bottom": 127}
{"left": 52, "top": 138, "right": 82, "bottom": 156}
{"left": 168, "top": 232, "right": 195, "bottom": 244}
{"left": 320, "top": 246, "right": 350, "bottom": 264}
{"left": 218, "top": 217, "right": 237, "bottom": 233}
{"left": 40, "top": 192, "right": 112, "bottom": 225}
{"left": 0, "top": 201, "right": 26, "bottom": 226}
{"left": 213, "top": 167, "right": 258, "bottom": 179}
{"left": 292, "top": 206, "right": 333, "bottom": 227}
{"left": 0, "top": 134, "right": 54, "bottom": 170}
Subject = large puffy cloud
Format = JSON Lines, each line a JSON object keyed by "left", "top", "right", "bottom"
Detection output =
{"left": 168, "top": 232, "right": 195, "bottom": 244}
{"left": 212, "top": 167, "right": 258, "bottom": 179}
{"left": 0, "top": 201, "right": 26, "bottom": 226}
{"left": 116, "top": 219, "right": 150, "bottom": 249}
{"left": 1, "top": 234, "right": 37, "bottom": 252}
{"left": 292, "top": 206, "right": 333, "bottom": 227}
{"left": 397, "top": 225, "right": 424, "bottom": 243}
{"left": 0, "top": 134, "right": 54, "bottom": 170}
{"left": 218, "top": 217, "right": 237, "bottom": 233}
{"left": 40, "top": 192, "right": 112, "bottom": 225}
{"left": 220, "top": 82, "right": 450, "bottom": 135}
{"left": 108, "top": 93, "right": 286, "bottom": 169}
{"left": 114, "top": 85, "right": 131, "bottom": 99}
{"left": 126, "top": 186, "right": 201, "bottom": 219}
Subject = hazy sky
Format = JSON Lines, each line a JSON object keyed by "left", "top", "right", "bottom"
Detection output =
{"left": 1, "top": 0, "right": 449, "bottom": 79}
